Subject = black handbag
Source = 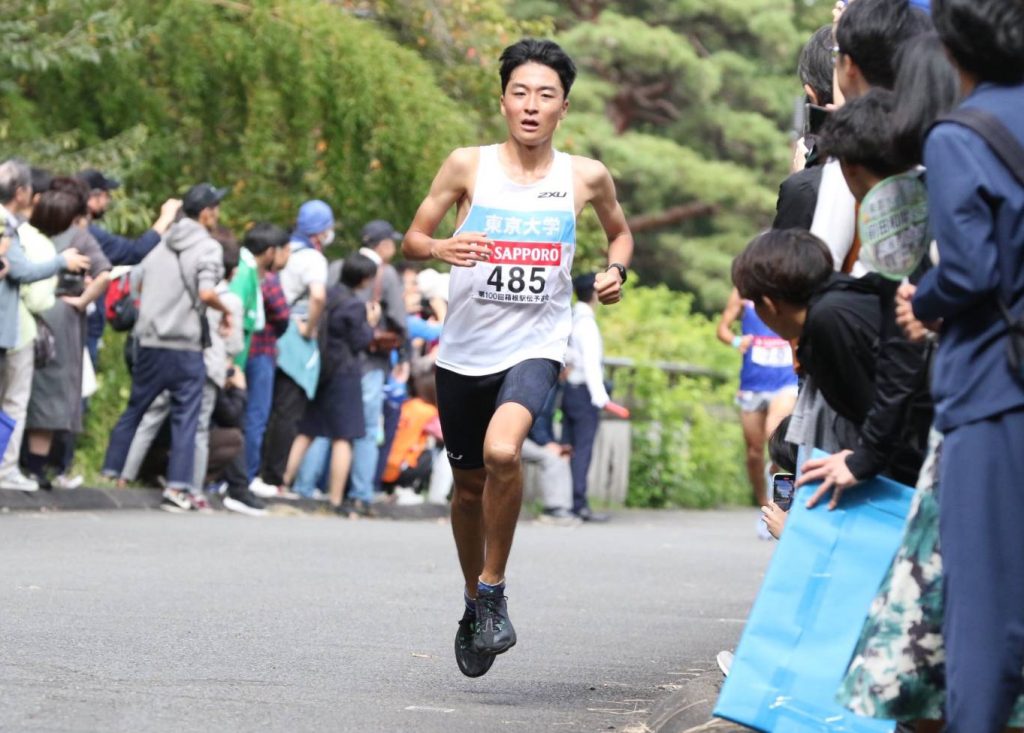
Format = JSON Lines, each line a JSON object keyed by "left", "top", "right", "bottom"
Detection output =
{"left": 936, "top": 108, "right": 1024, "bottom": 382}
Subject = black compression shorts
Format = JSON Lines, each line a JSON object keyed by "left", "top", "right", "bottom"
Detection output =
{"left": 434, "top": 358, "right": 560, "bottom": 470}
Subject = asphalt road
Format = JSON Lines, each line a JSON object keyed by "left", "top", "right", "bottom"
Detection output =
{"left": 0, "top": 508, "right": 772, "bottom": 733}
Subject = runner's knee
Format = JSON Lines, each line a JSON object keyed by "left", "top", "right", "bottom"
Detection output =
{"left": 483, "top": 440, "right": 520, "bottom": 475}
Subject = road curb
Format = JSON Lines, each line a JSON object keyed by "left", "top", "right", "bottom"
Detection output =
{"left": 0, "top": 486, "right": 451, "bottom": 520}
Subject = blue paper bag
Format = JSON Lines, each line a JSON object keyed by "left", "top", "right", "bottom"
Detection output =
{"left": 276, "top": 319, "right": 320, "bottom": 400}
{"left": 714, "top": 452, "right": 914, "bottom": 733}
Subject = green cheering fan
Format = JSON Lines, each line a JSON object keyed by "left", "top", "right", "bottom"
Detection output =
{"left": 857, "top": 171, "right": 930, "bottom": 280}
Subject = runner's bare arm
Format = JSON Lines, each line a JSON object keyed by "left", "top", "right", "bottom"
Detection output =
{"left": 716, "top": 288, "right": 745, "bottom": 346}
{"left": 579, "top": 158, "right": 633, "bottom": 305}
{"left": 403, "top": 148, "right": 493, "bottom": 267}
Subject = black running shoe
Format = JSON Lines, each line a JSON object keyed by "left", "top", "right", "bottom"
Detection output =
{"left": 455, "top": 607, "right": 496, "bottom": 677}
{"left": 473, "top": 586, "right": 516, "bottom": 655}
{"left": 223, "top": 484, "right": 267, "bottom": 517}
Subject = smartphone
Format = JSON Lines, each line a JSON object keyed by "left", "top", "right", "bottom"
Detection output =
{"left": 804, "top": 103, "right": 830, "bottom": 136}
{"left": 772, "top": 473, "right": 796, "bottom": 512}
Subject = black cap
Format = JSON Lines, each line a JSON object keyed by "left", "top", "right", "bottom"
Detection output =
{"left": 361, "top": 219, "right": 403, "bottom": 248}
{"left": 183, "top": 182, "right": 229, "bottom": 217}
{"left": 77, "top": 168, "right": 121, "bottom": 192}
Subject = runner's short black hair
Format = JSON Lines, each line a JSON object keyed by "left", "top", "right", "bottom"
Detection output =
{"left": 341, "top": 252, "right": 377, "bottom": 289}
{"left": 799, "top": 26, "right": 836, "bottom": 107}
{"left": 732, "top": 229, "right": 834, "bottom": 307}
{"left": 835, "top": 0, "right": 929, "bottom": 89}
{"left": 243, "top": 222, "right": 290, "bottom": 256}
{"left": 817, "top": 89, "right": 911, "bottom": 178}
{"left": 499, "top": 39, "right": 577, "bottom": 98}
{"left": 932, "top": 0, "right": 1024, "bottom": 83}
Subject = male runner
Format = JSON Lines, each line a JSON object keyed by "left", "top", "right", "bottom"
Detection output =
{"left": 403, "top": 38, "right": 633, "bottom": 677}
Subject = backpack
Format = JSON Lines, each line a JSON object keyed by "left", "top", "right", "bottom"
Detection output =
{"left": 105, "top": 271, "right": 138, "bottom": 332}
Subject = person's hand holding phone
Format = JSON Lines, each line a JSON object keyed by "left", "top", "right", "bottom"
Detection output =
{"left": 761, "top": 501, "right": 788, "bottom": 540}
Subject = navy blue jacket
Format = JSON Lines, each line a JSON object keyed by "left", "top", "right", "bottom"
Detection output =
{"left": 88, "top": 223, "right": 161, "bottom": 266}
{"left": 913, "top": 83, "right": 1024, "bottom": 431}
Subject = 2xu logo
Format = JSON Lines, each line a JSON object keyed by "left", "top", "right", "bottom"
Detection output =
{"left": 537, "top": 191, "right": 567, "bottom": 199}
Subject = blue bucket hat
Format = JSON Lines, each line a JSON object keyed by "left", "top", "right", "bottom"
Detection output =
{"left": 295, "top": 199, "right": 335, "bottom": 237}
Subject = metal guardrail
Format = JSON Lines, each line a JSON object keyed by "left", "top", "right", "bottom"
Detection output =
{"left": 602, "top": 356, "right": 731, "bottom": 385}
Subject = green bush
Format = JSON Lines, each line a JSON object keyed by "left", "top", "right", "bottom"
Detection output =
{"left": 600, "top": 284, "right": 749, "bottom": 508}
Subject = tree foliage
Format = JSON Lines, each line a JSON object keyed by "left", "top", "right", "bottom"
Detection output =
{"left": 598, "top": 285, "right": 747, "bottom": 508}
{"left": 0, "top": 0, "right": 474, "bottom": 242}
{"left": 545, "top": 0, "right": 833, "bottom": 312}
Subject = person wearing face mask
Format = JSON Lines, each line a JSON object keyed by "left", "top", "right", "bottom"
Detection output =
{"left": 252, "top": 200, "right": 333, "bottom": 498}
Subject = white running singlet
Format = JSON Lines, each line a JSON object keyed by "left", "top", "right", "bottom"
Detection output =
{"left": 436, "top": 145, "right": 577, "bottom": 376}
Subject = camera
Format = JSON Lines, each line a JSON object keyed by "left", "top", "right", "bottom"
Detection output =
{"left": 55, "top": 270, "right": 86, "bottom": 298}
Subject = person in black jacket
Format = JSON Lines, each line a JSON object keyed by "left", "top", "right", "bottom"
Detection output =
{"left": 280, "top": 253, "right": 379, "bottom": 515}
{"left": 732, "top": 228, "right": 932, "bottom": 509}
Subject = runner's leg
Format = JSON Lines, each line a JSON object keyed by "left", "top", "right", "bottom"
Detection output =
{"left": 479, "top": 402, "right": 533, "bottom": 585}
{"left": 451, "top": 466, "right": 487, "bottom": 600}
{"left": 740, "top": 408, "right": 768, "bottom": 506}
{"left": 765, "top": 390, "right": 797, "bottom": 439}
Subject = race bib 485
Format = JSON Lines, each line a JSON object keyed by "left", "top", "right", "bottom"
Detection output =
{"left": 474, "top": 241, "right": 562, "bottom": 304}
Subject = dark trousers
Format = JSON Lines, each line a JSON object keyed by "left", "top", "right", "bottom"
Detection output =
{"left": 561, "top": 383, "right": 600, "bottom": 514}
{"left": 207, "top": 426, "right": 245, "bottom": 492}
{"left": 259, "top": 369, "right": 308, "bottom": 486}
{"left": 940, "top": 408, "right": 1024, "bottom": 732}
{"left": 374, "top": 399, "right": 403, "bottom": 492}
{"left": 103, "top": 346, "right": 205, "bottom": 490}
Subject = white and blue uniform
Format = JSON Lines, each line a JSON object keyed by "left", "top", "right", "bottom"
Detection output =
{"left": 437, "top": 144, "right": 577, "bottom": 376}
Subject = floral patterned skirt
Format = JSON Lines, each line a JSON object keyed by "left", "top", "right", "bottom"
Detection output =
{"left": 836, "top": 431, "right": 1024, "bottom": 724}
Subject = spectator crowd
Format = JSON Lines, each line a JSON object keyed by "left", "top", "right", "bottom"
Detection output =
{"left": 717, "top": 0, "right": 1024, "bottom": 730}
{"left": 0, "top": 164, "right": 615, "bottom": 525}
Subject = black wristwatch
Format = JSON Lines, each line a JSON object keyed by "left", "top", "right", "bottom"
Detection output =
{"left": 606, "top": 262, "right": 627, "bottom": 284}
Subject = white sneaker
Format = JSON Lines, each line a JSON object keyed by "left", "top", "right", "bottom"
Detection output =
{"left": 394, "top": 487, "right": 425, "bottom": 506}
{"left": 249, "top": 477, "right": 280, "bottom": 499}
{"left": 52, "top": 473, "right": 84, "bottom": 490}
{"left": 160, "top": 488, "right": 195, "bottom": 513}
{"left": 0, "top": 470, "right": 39, "bottom": 492}
{"left": 716, "top": 650, "right": 734, "bottom": 677}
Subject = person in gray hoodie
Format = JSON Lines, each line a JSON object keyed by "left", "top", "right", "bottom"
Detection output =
{"left": 101, "top": 183, "right": 233, "bottom": 513}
